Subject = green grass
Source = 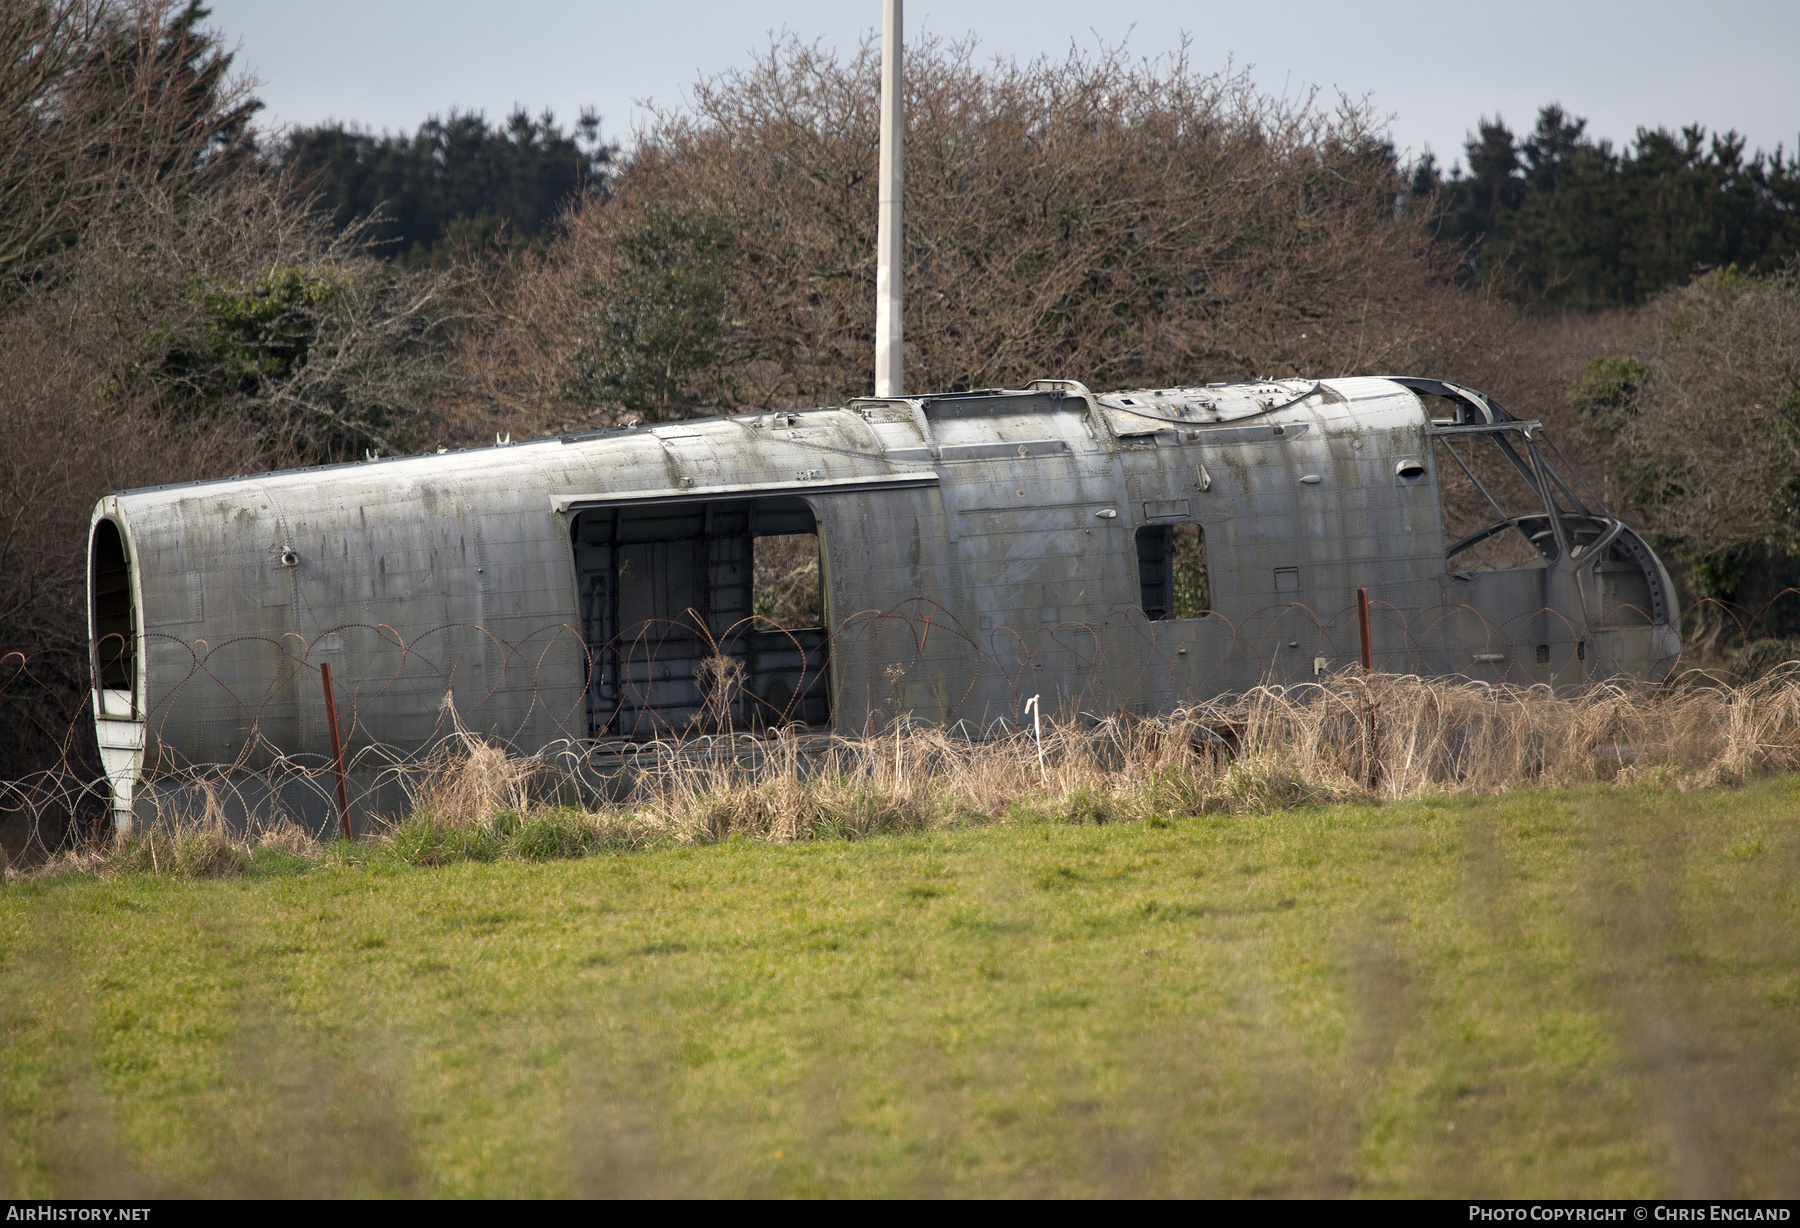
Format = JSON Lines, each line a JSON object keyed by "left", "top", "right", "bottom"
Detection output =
{"left": 4, "top": 779, "right": 1799, "bottom": 1197}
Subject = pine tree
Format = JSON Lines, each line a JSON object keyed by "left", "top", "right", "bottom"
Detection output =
{"left": 279, "top": 108, "right": 614, "bottom": 262}
{"left": 1426, "top": 104, "right": 1800, "bottom": 306}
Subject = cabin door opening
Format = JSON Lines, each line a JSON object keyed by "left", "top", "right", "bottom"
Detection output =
{"left": 571, "top": 497, "right": 831, "bottom": 740}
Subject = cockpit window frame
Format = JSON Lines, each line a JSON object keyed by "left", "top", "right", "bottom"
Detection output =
{"left": 1430, "top": 421, "right": 1617, "bottom": 570}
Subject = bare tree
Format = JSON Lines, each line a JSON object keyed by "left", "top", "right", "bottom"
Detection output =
{"left": 0, "top": 0, "right": 257, "bottom": 290}
{"left": 1602, "top": 267, "right": 1800, "bottom": 552}
{"left": 459, "top": 37, "right": 1490, "bottom": 429}
{"left": 1563, "top": 265, "right": 1800, "bottom": 632}
{"left": 62, "top": 176, "right": 463, "bottom": 457}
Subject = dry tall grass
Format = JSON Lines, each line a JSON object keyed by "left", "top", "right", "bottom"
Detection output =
{"left": 26, "top": 667, "right": 1800, "bottom": 879}
{"left": 604, "top": 669, "right": 1800, "bottom": 845}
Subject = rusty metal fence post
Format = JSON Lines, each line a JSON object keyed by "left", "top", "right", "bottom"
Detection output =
{"left": 1357, "top": 587, "right": 1373, "bottom": 672}
{"left": 1356, "top": 588, "right": 1380, "bottom": 790}
{"left": 320, "top": 662, "right": 353, "bottom": 840}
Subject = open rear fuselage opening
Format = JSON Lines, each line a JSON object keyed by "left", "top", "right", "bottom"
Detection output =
{"left": 89, "top": 518, "right": 137, "bottom": 713}
{"left": 572, "top": 497, "right": 832, "bottom": 740}
{"left": 88, "top": 514, "right": 148, "bottom": 835}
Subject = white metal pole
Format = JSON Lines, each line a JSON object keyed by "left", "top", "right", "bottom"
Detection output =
{"left": 1025, "top": 694, "right": 1045, "bottom": 783}
{"left": 874, "top": 0, "right": 903, "bottom": 398}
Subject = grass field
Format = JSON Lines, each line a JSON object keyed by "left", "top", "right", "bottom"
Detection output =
{"left": 4, "top": 778, "right": 1798, "bottom": 1198}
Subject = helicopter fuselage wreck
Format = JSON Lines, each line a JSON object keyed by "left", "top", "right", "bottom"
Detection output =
{"left": 87, "top": 376, "right": 1681, "bottom": 832}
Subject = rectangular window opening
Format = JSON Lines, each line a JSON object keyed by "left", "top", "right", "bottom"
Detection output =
{"left": 1136, "top": 523, "right": 1210, "bottom": 621}
{"left": 753, "top": 533, "right": 822, "bottom": 630}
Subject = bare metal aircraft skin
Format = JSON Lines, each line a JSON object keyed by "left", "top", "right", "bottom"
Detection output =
{"left": 86, "top": 376, "right": 1680, "bottom": 821}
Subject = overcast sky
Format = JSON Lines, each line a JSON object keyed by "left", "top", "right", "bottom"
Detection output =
{"left": 205, "top": 1, "right": 1799, "bottom": 169}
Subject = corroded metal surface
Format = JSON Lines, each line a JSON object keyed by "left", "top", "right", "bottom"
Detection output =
{"left": 86, "top": 376, "right": 1682, "bottom": 807}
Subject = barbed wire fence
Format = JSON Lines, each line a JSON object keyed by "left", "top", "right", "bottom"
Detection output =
{"left": 6, "top": 589, "right": 1800, "bottom": 863}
